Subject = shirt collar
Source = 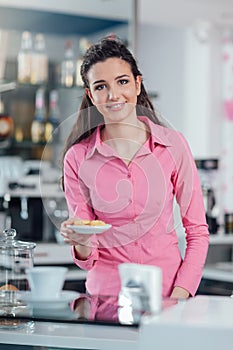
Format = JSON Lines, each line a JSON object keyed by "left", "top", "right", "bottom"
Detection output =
{"left": 85, "top": 116, "right": 172, "bottom": 159}
{"left": 138, "top": 116, "right": 173, "bottom": 148}
{"left": 85, "top": 127, "right": 103, "bottom": 159}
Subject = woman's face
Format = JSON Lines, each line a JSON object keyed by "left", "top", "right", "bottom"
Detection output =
{"left": 86, "top": 57, "right": 142, "bottom": 124}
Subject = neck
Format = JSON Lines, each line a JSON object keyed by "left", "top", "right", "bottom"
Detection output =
{"left": 102, "top": 118, "right": 147, "bottom": 142}
{"left": 101, "top": 117, "right": 150, "bottom": 166}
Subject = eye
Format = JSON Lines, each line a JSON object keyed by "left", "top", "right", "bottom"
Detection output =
{"left": 118, "top": 79, "right": 128, "bottom": 85}
{"left": 94, "top": 84, "right": 106, "bottom": 91}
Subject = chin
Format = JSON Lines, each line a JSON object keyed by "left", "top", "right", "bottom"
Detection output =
{"left": 104, "top": 107, "right": 136, "bottom": 124}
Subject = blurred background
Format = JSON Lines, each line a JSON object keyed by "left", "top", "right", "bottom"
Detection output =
{"left": 0, "top": 0, "right": 233, "bottom": 296}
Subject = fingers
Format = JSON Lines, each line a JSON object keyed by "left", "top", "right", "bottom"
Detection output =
{"left": 60, "top": 225, "right": 91, "bottom": 247}
{"left": 60, "top": 217, "right": 76, "bottom": 230}
{"left": 60, "top": 217, "right": 79, "bottom": 237}
{"left": 60, "top": 218, "right": 100, "bottom": 248}
{"left": 60, "top": 217, "right": 79, "bottom": 245}
{"left": 61, "top": 229, "right": 88, "bottom": 246}
{"left": 63, "top": 237, "right": 76, "bottom": 246}
{"left": 64, "top": 232, "right": 98, "bottom": 248}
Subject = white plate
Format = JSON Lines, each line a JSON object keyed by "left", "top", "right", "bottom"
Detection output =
{"left": 67, "top": 224, "right": 112, "bottom": 234}
{"left": 17, "top": 290, "right": 79, "bottom": 309}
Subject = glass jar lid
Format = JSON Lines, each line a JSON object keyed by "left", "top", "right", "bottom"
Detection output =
{"left": 0, "top": 228, "right": 36, "bottom": 251}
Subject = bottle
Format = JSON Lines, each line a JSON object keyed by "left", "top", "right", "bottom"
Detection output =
{"left": 61, "top": 40, "right": 75, "bottom": 87}
{"left": 31, "top": 33, "right": 48, "bottom": 85}
{"left": 31, "top": 88, "right": 47, "bottom": 143}
{"left": 75, "top": 37, "right": 91, "bottom": 87}
{"left": 0, "top": 96, "right": 14, "bottom": 141}
{"left": 224, "top": 213, "right": 233, "bottom": 234}
{"left": 75, "top": 57, "right": 83, "bottom": 87}
{"left": 45, "top": 90, "right": 60, "bottom": 143}
{"left": 0, "top": 198, "right": 6, "bottom": 232}
{"left": 17, "top": 31, "right": 33, "bottom": 83}
{"left": 0, "top": 195, "right": 11, "bottom": 232}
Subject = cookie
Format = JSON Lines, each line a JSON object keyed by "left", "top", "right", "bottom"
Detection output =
{"left": 73, "top": 219, "right": 106, "bottom": 226}
{"left": 0, "top": 284, "right": 19, "bottom": 291}
{"left": 90, "top": 220, "right": 106, "bottom": 226}
{"left": 74, "top": 219, "right": 91, "bottom": 226}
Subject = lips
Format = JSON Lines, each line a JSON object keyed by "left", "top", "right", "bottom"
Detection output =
{"left": 106, "top": 103, "right": 125, "bottom": 111}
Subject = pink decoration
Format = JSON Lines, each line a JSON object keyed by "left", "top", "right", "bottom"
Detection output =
{"left": 222, "top": 53, "right": 230, "bottom": 61}
{"left": 224, "top": 100, "right": 233, "bottom": 120}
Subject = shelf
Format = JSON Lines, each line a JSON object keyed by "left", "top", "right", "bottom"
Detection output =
{"left": 203, "top": 263, "right": 233, "bottom": 283}
{"left": 0, "top": 81, "right": 16, "bottom": 93}
{"left": 3, "top": 81, "right": 84, "bottom": 94}
{"left": 0, "top": 6, "right": 127, "bottom": 35}
{"left": 209, "top": 234, "right": 233, "bottom": 245}
{"left": 0, "top": 139, "right": 49, "bottom": 150}
{"left": 12, "top": 140, "right": 47, "bottom": 148}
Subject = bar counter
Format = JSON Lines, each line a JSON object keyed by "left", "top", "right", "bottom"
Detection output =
{"left": 1, "top": 295, "right": 233, "bottom": 350}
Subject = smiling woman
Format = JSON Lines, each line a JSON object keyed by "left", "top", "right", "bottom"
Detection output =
{"left": 85, "top": 57, "right": 141, "bottom": 126}
{"left": 60, "top": 37, "right": 209, "bottom": 301}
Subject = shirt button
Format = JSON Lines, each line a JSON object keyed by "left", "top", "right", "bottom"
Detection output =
{"left": 127, "top": 173, "right": 131, "bottom": 178}
{"left": 128, "top": 199, "right": 133, "bottom": 204}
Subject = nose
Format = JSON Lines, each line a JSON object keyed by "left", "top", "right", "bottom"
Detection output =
{"left": 108, "top": 85, "right": 119, "bottom": 101}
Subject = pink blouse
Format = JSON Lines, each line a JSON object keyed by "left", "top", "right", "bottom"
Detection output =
{"left": 64, "top": 116, "right": 209, "bottom": 297}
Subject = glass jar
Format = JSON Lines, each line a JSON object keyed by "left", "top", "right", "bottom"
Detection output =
{"left": 0, "top": 228, "right": 36, "bottom": 328}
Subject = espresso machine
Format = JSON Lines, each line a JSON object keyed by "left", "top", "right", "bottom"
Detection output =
{"left": 0, "top": 157, "right": 55, "bottom": 242}
{"left": 196, "top": 159, "right": 219, "bottom": 234}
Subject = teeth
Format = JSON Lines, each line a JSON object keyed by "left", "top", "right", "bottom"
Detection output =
{"left": 108, "top": 103, "right": 124, "bottom": 110}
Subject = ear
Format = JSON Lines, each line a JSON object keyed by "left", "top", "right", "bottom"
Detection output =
{"left": 135, "top": 75, "right": 142, "bottom": 96}
{"left": 85, "top": 88, "right": 95, "bottom": 105}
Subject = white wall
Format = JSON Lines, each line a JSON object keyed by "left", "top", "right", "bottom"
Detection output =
{"left": 183, "top": 25, "right": 222, "bottom": 158}
{"left": 137, "top": 24, "right": 185, "bottom": 132}
{"left": 137, "top": 23, "right": 223, "bottom": 159}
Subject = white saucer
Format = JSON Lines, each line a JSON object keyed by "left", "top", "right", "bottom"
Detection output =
{"left": 17, "top": 291, "right": 79, "bottom": 309}
{"left": 67, "top": 224, "right": 112, "bottom": 234}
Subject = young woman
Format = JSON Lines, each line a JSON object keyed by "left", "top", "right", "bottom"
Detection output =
{"left": 60, "top": 37, "right": 209, "bottom": 299}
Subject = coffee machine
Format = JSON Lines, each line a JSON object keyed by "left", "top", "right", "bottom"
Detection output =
{"left": 196, "top": 159, "right": 219, "bottom": 234}
{"left": 0, "top": 157, "right": 56, "bottom": 242}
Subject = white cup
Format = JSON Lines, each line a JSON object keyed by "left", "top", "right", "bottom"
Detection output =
{"left": 26, "top": 266, "right": 68, "bottom": 299}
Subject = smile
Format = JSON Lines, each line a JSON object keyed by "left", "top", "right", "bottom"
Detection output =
{"left": 106, "top": 103, "right": 125, "bottom": 111}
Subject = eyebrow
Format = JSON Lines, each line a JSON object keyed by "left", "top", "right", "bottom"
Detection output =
{"left": 92, "top": 74, "right": 130, "bottom": 86}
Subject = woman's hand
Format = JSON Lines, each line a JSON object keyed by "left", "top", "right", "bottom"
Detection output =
{"left": 170, "top": 286, "right": 190, "bottom": 299}
{"left": 60, "top": 218, "right": 95, "bottom": 260}
{"left": 60, "top": 218, "right": 91, "bottom": 246}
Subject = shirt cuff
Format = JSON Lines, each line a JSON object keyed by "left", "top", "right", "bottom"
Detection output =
{"left": 71, "top": 245, "right": 99, "bottom": 270}
{"left": 173, "top": 262, "right": 204, "bottom": 296}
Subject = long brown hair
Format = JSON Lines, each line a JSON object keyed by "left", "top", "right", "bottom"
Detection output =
{"left": 61, "top": 37, "right": 162, "bottom": 187}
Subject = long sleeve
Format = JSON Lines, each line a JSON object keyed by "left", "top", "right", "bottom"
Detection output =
{"left": 64, "top": 146, "right": 99, "bottom": 270}
{"left": 64, "top": 147, "right": 95, "bottom": 219}
{"left": 171, "top": 133, "right": 209, "bottom": 296}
